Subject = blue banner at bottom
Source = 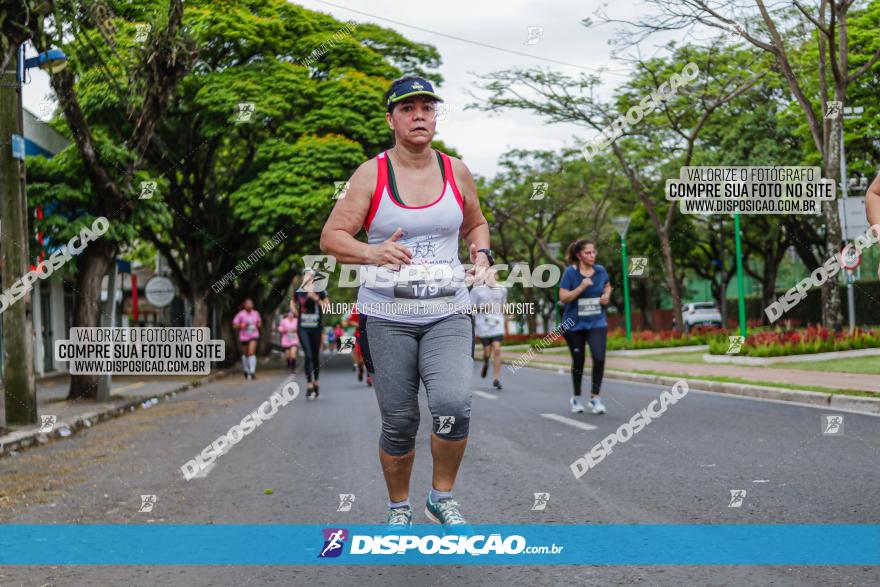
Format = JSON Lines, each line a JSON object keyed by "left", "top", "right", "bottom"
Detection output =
{"left": 1, "top": 524, "right": 878, "bottom": 565}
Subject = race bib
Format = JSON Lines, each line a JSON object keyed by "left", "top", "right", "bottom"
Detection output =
{"left": 394, "top": 280, "right": 458, "bottom": 301}
{"left": 394, "top": 266, "right": 458, "bottom": 304}
{"left": 486, "top": 315, "right": 502, "bottom": 327}
{"left": 246, "top": 323, "right": 257, "bottom": 333}
{"left": 301, "top": 312, "right": 319, "bottom": 328}
{"left": 577, "top": 297, "right": 601, "bottom": 317}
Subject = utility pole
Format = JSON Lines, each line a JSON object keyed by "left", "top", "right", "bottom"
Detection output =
{"left": 1, "top": 46, "right": 37, "bottom": 426}
{"left": 96, "top": 262, "right": 118, "bottom": 401}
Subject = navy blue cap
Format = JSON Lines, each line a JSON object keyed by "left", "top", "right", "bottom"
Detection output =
{"left": 385, "top": 77, "right": 443, "bottom": 110}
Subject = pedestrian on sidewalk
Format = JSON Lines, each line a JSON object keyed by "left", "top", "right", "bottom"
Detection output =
{"left": 558, "top": 239, "right": 612, "bottom": 415}
{"left": 278, "top": 308, "right": 300, "bottom": 373}
{"left": 233, "top": 298, "right": 262, "bottom": 380}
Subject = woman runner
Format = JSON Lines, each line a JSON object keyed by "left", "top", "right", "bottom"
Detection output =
{"left": 278, "top": 308, "right": 299, "bottom": 373}
{"left": 320, "top": 75, "right": 492, "bottom": 528}
{"left": 558, "top": 239, "right": 612, "bottom": 414}
{"left": 232, "top": 298, "right": 261, "bottom": 380}
{"left": 295, "top": 268, "right": 330, "bottom": 399}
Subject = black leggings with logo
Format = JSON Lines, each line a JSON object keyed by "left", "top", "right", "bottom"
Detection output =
{"left": 298, "top": 328, "right": 322, "bottom": 383}
{"left": 563, "top": 327, "right": 608, "bottom": 396}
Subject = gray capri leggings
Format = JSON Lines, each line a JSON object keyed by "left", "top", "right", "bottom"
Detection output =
{"left": 360, "top": 312, "right": 474, "bottom": 456}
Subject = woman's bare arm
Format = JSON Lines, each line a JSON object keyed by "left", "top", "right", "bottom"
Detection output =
{"left": 453, "top": 158, "right": 490, "bottom": 258}
{"left": 866, "top": 173, "right": 880, "bottom": 228}
{"left": 866, "top": 173, "right": 880, "bottom": 278}
{"left": 320, "top": 158, "right": 413, "bottom": 267}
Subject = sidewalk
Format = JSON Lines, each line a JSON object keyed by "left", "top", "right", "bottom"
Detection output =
{"left": 0, "top": 369, "right": 234, "bottom": 456}
{"left": 500, "top": 348, "right": 880, "bottom": 393}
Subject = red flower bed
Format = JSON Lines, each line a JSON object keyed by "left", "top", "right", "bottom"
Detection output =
{"left": 709, "top": 326, "right": 880, "bottom": 356}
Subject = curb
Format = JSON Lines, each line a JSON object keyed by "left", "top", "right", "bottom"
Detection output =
{"left": 0, "top": 367, "right": 237, "bottom": 459}
{"left": 507, "top": 359, "right": 880, "bottom": 415}
{"left": 608, "top": 345, "right": 707, "bottom": 357}
{"left": 702, "top": 346, "right": 880, "bottom": 366}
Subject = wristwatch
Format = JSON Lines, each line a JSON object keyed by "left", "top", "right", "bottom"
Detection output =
{"left": 476, "top": 248, "right": 495, "bottom": 266}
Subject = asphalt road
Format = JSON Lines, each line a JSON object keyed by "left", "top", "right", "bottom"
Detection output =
{"left": 1, "top": 351, "right": 878, "bottom": 586}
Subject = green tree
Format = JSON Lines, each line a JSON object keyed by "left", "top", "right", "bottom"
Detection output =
{"left": 475, "top": 43, "right": 764, "bottom": 331}
{"left": 28, "top": 0, "right": 196, "bottom": 399}
{"left": 133, "top": 0, "right": 443, "bottom": 353}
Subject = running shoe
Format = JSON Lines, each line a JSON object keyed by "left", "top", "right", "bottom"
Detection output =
{"left": 313, "top": 384, "right": 320, "bottom": 399}
{"left": 306, "top": 387, "right": 315, "bottom": 401}
{"left": 493, "top": 379, "right": 502, "bottom": 390}
{"left": 480, "top": 359, "right": 488, "bottom": 379}
{"left": 570, "top": 397, "right": 585, "bottom": 413}
{"left": 357, "top": 365, "right": 364, "bottom": 382}
{"left": 386, "top": 506, "right": 413, "bottom": 528}
{"left": 425, "top": 492, "right": 470, "bottom": 531}
{"left": 591, "top": 397, "right": 607, "bottom": 414}
{"left": 367, "top": 374, "right": 373, "bottom": 387}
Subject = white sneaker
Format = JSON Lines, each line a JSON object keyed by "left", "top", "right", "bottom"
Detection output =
{"left": 570, "top": 397, "right": 585, "bottom": 413}
{"left": 591, "top": 397, "right": 607, "bottom": 414}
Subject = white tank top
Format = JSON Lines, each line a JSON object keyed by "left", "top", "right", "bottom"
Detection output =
{"left": 357, "top": 150, "right": 472, "bottom": 324}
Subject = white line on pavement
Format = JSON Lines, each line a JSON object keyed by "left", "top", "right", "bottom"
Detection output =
{"left": 540, "top": 413, "right": 597, "bottom": 431}
{"left": 473, "top": 390, "right": 498, "bottom": 400}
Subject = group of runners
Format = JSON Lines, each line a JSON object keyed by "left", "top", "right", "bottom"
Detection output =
{"left": 232, "top": 75, "right": 613, "bottom": 530}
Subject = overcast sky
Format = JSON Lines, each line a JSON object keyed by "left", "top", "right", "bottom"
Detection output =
{"left": 22, "top": 0, "right": 686, "bottom": 179}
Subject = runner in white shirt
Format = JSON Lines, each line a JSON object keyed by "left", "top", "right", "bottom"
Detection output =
{"left": 470, "top": 269, "right": 507, "bottom": 390}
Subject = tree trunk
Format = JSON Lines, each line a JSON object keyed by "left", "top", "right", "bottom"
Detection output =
{"left": 634, "top": 281, "right": 655, "bottom": 330}
{"left": 67, "top": 243, "right": 115, "bottom": 400}
{"left": 191, "top": 286, "right": 209, "bottom": 328}
{"left": 822, "top": 115, "right": 844, "bottom": 331}
{"left": 220, "top": 311, "right": 237, "bottom": 367}
{"left": 760, "top": 259, "right": 780, "bottom": 325}
{"left": 659, "top": 232, "right": 684, "bottom": 333}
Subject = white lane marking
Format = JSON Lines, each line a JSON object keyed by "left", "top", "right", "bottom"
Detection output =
{"left": 473, "top": 390, "right": 498, "bottom": 400}
{"left": 540, "top": 413, "right": 597, "bottom": 431}
{"left": 752, "top": 479, "right": 770, "bottom": 483}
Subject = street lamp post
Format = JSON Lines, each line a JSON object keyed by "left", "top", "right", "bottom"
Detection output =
{"left": 612, "top": 217, "right": 632, "bottom": 340}
{"left": 733, "top": 213, "right": 747, "bottom": 338}
{"left": 1, "top": 46, "right": 67, "bottom": 426}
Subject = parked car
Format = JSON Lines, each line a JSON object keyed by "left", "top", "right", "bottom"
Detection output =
{"left": 682, "top": 302, "right": 723, "bottom": 332}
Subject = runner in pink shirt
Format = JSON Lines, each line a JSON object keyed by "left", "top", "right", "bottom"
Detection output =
{"left": 278, "top": 308, "right": 300, "bottom": 373}
{"left": 232, "top": 298, "right": 261, "bottom": 380}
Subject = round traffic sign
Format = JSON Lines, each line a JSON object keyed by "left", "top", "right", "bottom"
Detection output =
{"left": 145, "top": 276, "right": 176, "bottom": 308}
{"left": 840, "top": 244, "right": 861, "bottom": 271}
